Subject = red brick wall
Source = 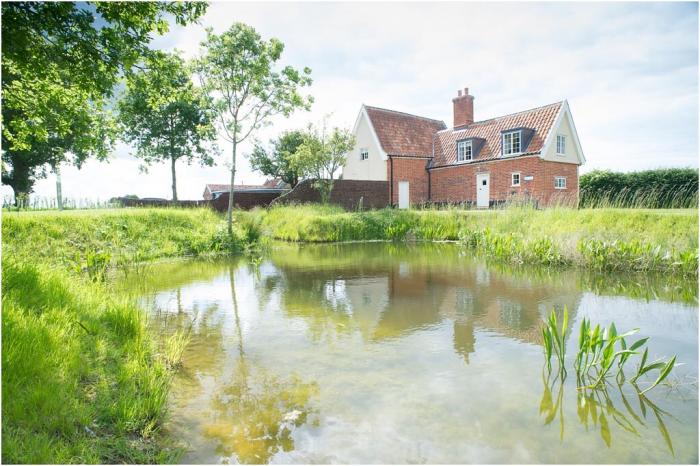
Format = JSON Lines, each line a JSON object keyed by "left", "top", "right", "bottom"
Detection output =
{"left": 429, "top": 156, "right": 578, "bottom": 206}
{"left": 272, "top": 179, "right": 389, "bottom": 210}
{"left": 389, "top": 157, "right": 431, "bottom": 206}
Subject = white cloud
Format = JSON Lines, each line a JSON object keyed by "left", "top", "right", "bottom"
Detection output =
{"left": 10, "top": 1, "right": 698, "bottom": 202}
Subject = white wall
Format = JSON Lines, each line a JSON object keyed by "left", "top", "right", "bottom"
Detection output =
{"left": 542, "top": 110, "right": 583, "bottom": 164}
{"left": 342, "top": 110, "right": 387, "bottom": 181}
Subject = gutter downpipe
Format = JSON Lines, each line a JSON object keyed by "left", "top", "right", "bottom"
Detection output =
{"left": 389, "top": 155, "right": 394, "bottom": 207}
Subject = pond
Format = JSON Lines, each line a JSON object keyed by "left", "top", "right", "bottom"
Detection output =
{"left": 121, "top": 243, "right": 698, "bottom": 464}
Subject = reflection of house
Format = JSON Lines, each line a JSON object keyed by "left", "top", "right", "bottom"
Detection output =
{"left": 270, "top": 248, "right": 581, "bottom": 363}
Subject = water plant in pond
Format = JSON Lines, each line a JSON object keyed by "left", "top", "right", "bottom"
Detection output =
{"left": 542, "top": 311, "right": 677, "bottom": 394}
{"left": 541, "top": 307, "right": 569, "bottom": 376}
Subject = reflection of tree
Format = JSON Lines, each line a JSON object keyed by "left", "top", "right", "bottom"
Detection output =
{"left": 201, "top": 267, "right": 318, "bottom": 464}
{"left": 203, "top": 364, "right": 319, "bottom": 464}
{"left": 539, "top": 375, "right": 676, "bottom": 455}
{"left": 151, "top": 297, "right": 228, "bottom": 397}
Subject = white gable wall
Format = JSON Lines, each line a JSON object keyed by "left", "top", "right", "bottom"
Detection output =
{"left": 342, "top": 109, "right": 387, "bottom": 181}
{"left": 541, "top": 104, "right": 585, "bottom": 165}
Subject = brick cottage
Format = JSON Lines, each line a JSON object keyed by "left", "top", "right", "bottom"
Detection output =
{"left": 342, "top": 87, "right": 585, "bottom": 208}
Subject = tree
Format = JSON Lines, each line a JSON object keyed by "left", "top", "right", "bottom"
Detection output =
{"left": 195, "top": 23, "right": 313, "bottom": 234}
{"left": 248, "top": 130, "right": 306, "bottom": 188}
{"left": 290, "top": 123, "right": 355, "bottom": 204}
{"left": 1, "top": 2, "right": 207, "bottom": 200}
{"left": 1, "top": 64, "right": 116, "bottom": 203}
{"left": 118, "top": 51, "right": 218, "bottom": 201}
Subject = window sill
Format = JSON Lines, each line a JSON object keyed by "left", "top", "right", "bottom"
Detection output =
{"left": 454, "top": 159, "right": 474, "bottom": 165}
{"left": 554, "top": 187, "right": 567, "bottom": 190}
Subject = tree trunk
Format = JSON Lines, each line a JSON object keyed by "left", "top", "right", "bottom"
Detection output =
{"left": 227, "top": 139, "right": 237, "bottom": 235}
{"left": 171, "top": 156, "right": 178, "bottom": 201}
{"left": 55, "top": 164, "right": 63, "bottom": 210}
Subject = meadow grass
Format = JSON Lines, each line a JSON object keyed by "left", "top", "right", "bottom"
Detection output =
{"left": 2, "top": 259, "right": 179, "bottom": 463}
{"left": 252, "top": 204, "right": 698, "bottom": 275}
{"left": 1, "top": 208, "right": 259, "bottom": 463}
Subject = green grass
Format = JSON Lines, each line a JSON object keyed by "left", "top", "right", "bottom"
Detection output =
{"left": 2, "top": 259, "right": 179, "bottom": 463}
{"left": 1, "top": 208, "right": 263, "bottom": 463}
{"left": 250, "top": 204, "right": 698, "bottom": 275}
{"left": 2, "top": 208, "right": 240, "bottom": 269}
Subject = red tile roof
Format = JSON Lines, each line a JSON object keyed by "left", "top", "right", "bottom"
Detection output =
{"left": 432, "top": 101, "right": 563, "bottom": 167}
{"left": 365, "top": 106, "right": 446, "bottom": 158}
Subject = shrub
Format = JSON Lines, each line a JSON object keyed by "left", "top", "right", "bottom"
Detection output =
{"left": 579, "top": 169, "right": 698, "bottom": 208}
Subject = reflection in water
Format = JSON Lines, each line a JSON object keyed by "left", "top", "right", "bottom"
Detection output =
{"left": 203, "top": 362, "right": 318, "bottom": 464}
{"left": 130, "top": 243, "right": 697, "bottom": 464}
{"left": 540, "top": 373, "right": 680, "bottom": 456}
{"left": 200, "top": 268, "right": 318, "bottom": 464}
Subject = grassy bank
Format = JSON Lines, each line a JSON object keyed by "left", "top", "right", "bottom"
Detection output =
{"left": 2, "top": 205, "right": 697, "bottom": 462}
{"left": 1, "top": 208, "right": 252, "bottom": 463}
{"left": 248, "top": 204, "right": 698, "bottom": 275}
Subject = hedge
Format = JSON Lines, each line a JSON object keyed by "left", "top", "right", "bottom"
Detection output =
{"left": 579, "top": 168, "right": 698, "bottom": 208}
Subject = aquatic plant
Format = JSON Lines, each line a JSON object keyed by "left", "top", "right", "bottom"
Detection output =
{"left": 541, "top": 308, "right": 569, "bottom": 376}
{"left": 542, "top": 311, "right": 677, "bottom": 394}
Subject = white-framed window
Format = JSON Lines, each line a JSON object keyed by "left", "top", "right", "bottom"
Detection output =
{"left": 456, "top": 140, "right": 473, "bottom": 162}
{"left": 511, "top": 172, "right": 521, "bottom": 187}
{"left": 554, "top": 176, "right": 567, "bottom": 189}
{"left": 502, "top": 131, "right": 521, "bottom": 156}
{"left": 556, "top": 134, "right": 566, "bottom": 155}
{"left": 360, "top": 148, "right": 369, "bottom": 160}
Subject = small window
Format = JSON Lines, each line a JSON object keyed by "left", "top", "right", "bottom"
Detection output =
{"left": 502, "top": 131, "right": 521, "bottom": 156}
{"left": 511, "top": 173, "right": 521, "bottom": 187}
{"left": 360, "top": 148, "right": 369, "bottom": 160}
{"left": 556, "top": 135, "right": 566, "bottom": 155}
{"left": 456, "top": 140, "right": 473, "bottom": 162}
{"left": 554, "top": 176, "right": 567, "bottom": 189}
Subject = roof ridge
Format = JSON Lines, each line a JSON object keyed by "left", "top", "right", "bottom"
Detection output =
{"left": 365, "top": 105, "right": 446, "bottom": 125}
{"left": 437, "top": 100, "right": 564, "bottom": 133}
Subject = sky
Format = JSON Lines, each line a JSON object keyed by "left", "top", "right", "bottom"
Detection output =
{"left": 8, "top": 1, "right": 698, "bottom": 202}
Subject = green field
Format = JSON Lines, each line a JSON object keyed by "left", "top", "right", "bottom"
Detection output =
{"left": 2, "top": 205, "right": 698, "bottom": 463}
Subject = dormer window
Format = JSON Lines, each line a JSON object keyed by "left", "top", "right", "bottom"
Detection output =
{"left": 502, "top": 131, "right": 521, "bottom": 156}
{"left": 456, "top": 140, "right": 472, "bottom": 162}
{"left": 360, "top": 148, "right": 369, "bottom": 160}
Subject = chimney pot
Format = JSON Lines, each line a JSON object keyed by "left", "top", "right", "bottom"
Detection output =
{"left": 457, "top": 89, "right": 462, "bottom": 97}
{"left": 464, "top": 87, "right": 469, "bottom": 95}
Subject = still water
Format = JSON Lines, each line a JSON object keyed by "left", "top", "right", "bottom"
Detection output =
{"left": 124, "top": 243, "right": 698, "bottom": 464}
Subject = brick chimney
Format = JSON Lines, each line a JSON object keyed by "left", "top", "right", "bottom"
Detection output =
{"left": 453, "top": 87, "right": 474, "bottom": 128}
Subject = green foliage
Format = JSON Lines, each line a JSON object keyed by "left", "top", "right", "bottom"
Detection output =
{"left": 541, "top": 308, "right": 569, "bottom": 376}
{"left": 118, "top": 50, "right": 218, "bottom": 201}
{"left": 1, "top": 259, "right": 181, "bottom": 463}
{"left": 2, "top": 208, "right": 250, "bottom": 270}
{"left": 542, "top": 313, "right": 677, "bottom": 395}
{"left": 2, "top": 2, "right": 207, "bottom": 198}
{"left": 195, "top": 22, "right": 313, "bottom": 233}
{"left": 1, "top": 207, "right": 271, "bottom": 462}
{"left": 255, "top": 204, "right": 697, "bottom": 275}
{"left": 579, "top": 169, "right": 699, "bottom": 208}
{"left": 249, "top": 130, "right": 306, "bottom": 187}
{"left": 290, "top": 122, "right": 356, "bottom": 203}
